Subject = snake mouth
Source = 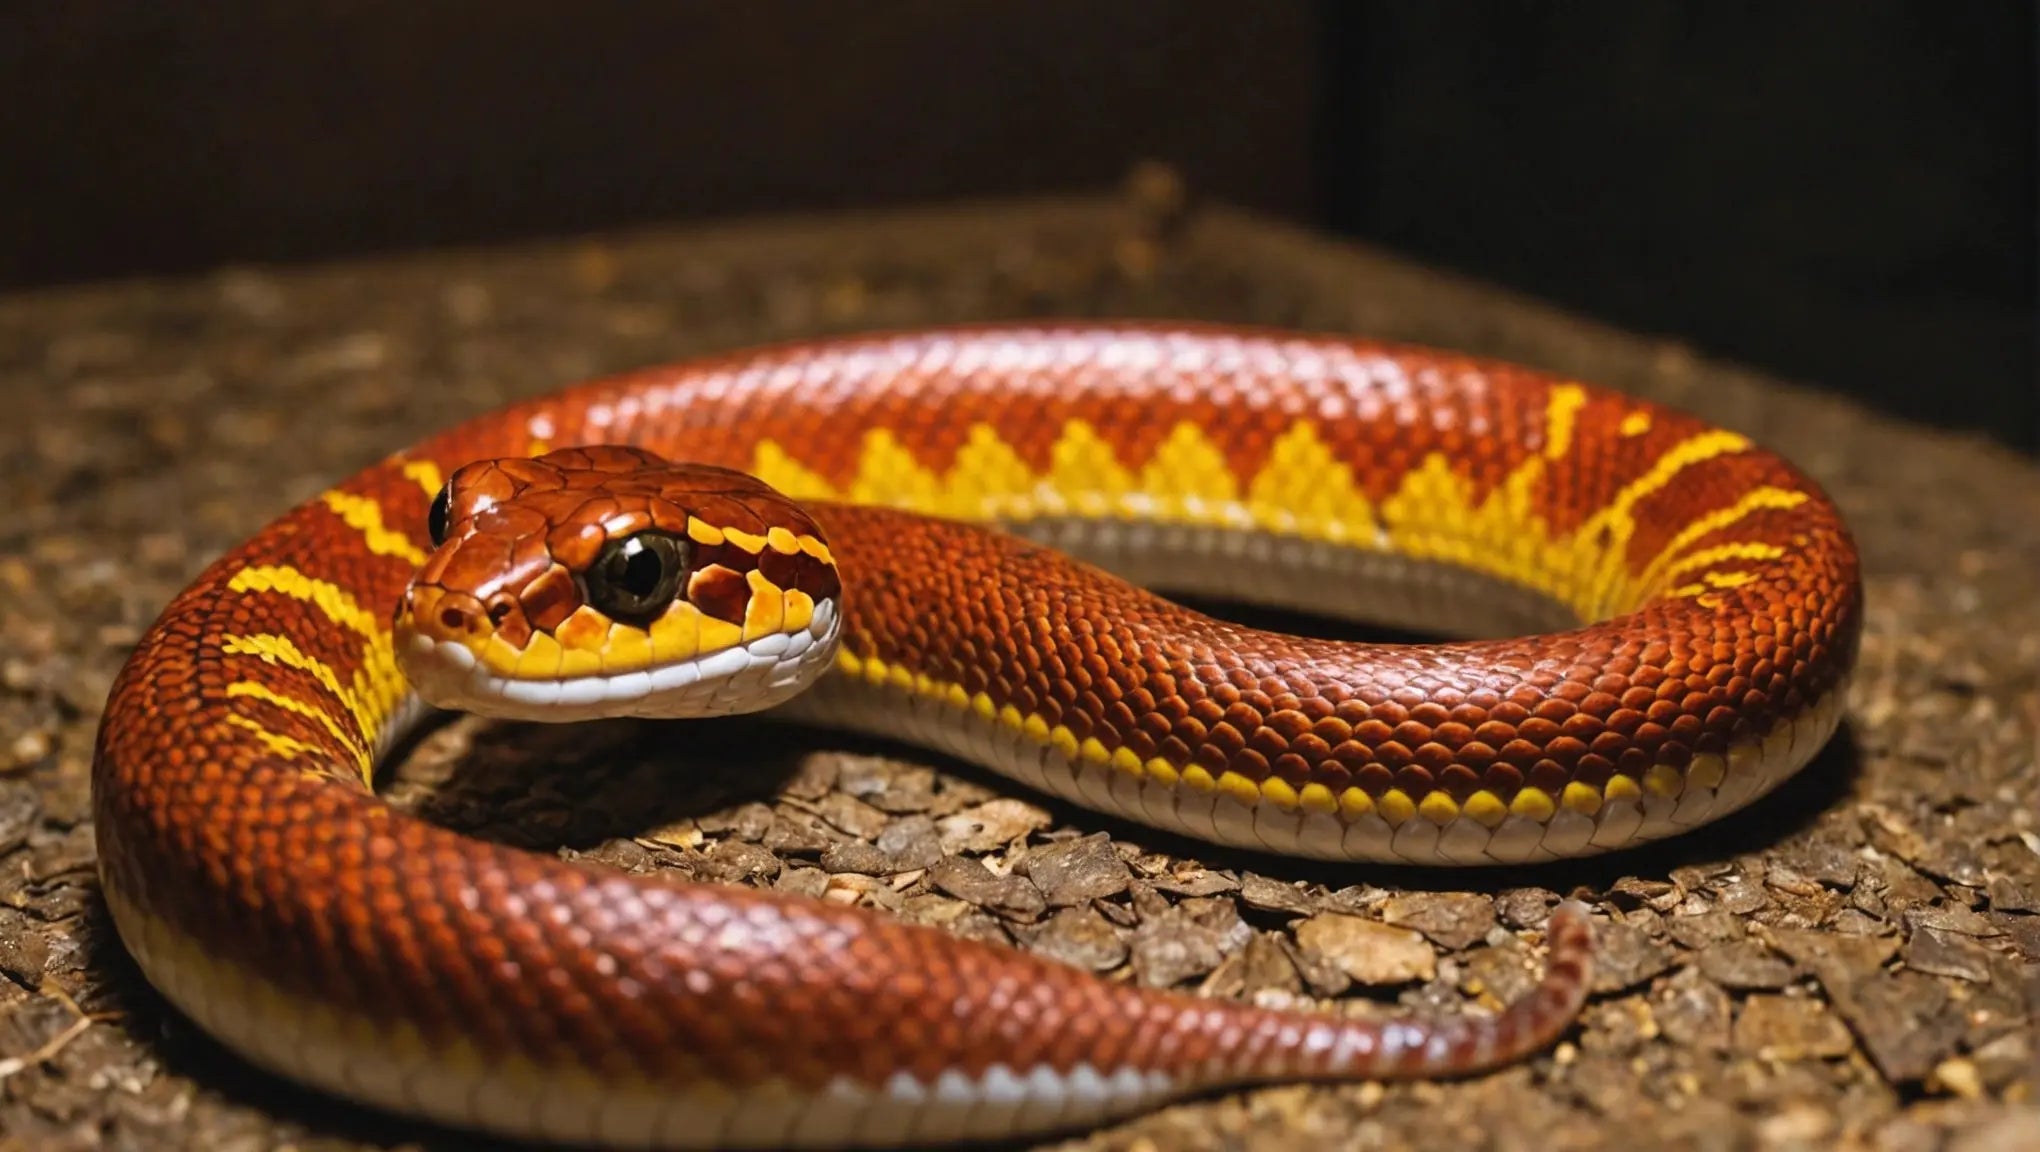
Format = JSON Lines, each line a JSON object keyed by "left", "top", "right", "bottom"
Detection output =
{"left": 395, "top": 596, "right": 842, "bottom": 723}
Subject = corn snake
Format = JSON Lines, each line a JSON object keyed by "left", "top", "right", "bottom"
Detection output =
{"left": 92, "top": 322, "right": 1861, "bottom": 1147}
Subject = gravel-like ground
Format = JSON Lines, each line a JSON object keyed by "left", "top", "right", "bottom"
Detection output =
{"left": 1, "top": 173, "right": 2036, "bottom": 1151}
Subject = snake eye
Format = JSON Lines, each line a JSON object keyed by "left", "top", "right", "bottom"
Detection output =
{"left": 586, "top": 531, "right": 690, "bottom": 623}
{"left": 427, "top": 484, "right": 452, "bottom": 546}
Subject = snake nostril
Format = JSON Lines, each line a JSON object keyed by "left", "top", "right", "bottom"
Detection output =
{"left": 439, "top": 606, "right": 469, "bottom": 632}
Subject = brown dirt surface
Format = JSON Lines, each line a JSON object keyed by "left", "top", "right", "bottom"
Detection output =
{"left": 2, "top": 170, "right": 2036, "bottom": 1150}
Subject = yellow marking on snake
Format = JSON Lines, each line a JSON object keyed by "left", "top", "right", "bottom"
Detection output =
{"left": 226, "top": 681, "right": 364, "bottom": 758}
{"left": 319, "top": 491, "right": 429, "bottom": 566}
{"left": 1260, "top": 776, "right": 1299, "bottom": 808}
{"left": 555, "top": 634, "right": 604, "bottom": 678}
{"left": 782, "top": 589, "right": 816, "bottom": 635}
{"left": 400, "top": 459, "right": 444, "bottom": 498}
{"left": 217, "top": 634, "right": 400, "bottom": 784}
{"left": 413, "top": 564, "right": 775, "bottom": 680}
{"left": 552, "top": 607, "right": 613, "bottom": 672}
{"left": 224, "top": 713, "right": 318, "bottom": 759}
{"left": 1644, "top": 764, "right": 1686, "bottom": 797}
{"left": 1638, "top": 487, "right": 1806, "bottom": 591}
{"left": 950, "top": 422, "right": 1041, "bottom": 519}
{"left": 742, "top": 570, "right": 787, "bottom": 640}
{"left": 1298, "top": 782, "right": 1337, "bottom": 813}
{"left": 1249, "top": 421, "right": 1381, "bottom": 544}
{"left": 1541, "top": 384, "right": 1588, "bottom": 460}
{"left": 756, "top": 412, "right": 1754, "bottom": 625}
{"left": 1377, "top": 789, "right": 1416, "bottom": 826}
{"left": 1657, "top": 543, "right": 1788, "bottom": 591}
{"left": 1557, "top": 429, "right": 1754, "bottom": 615}
{"left": 1510, "top": 787, "right": 1555, "bottom": 821}
{"left": 1142, "top": 421, "right": 1251, "bottom": 527}
{"left": 498, "top": 632, "right": 555, "bottom": 678}
{"left": 750, "top": 441, "right": 836, "bottom": 506}
{"left": 599, "top": 621, "right": 652, "bottom": 670}
{"left": 1217, "top": 771, "right": 1260, "bottom": 807}
{"left": 1463, "top": 790, "right": 1507, "bottom": 827}
{"left": 650, "top": 603, "right": 741, "bottom": 664}
{"left": 229, "top": 566, "right": 385, "bottom": 646}
{"left": 1419, "top": 790, "right": 1462, "bottom": 825}
{"left": 221, "top": 563, "right": 404, "bottom": 774}
{"left": 1619, "top": 411, "right": 1653, "bottom": 437}
{"left": 780, "top": 532, "right": 835, "bottom": 563}
{"left": 1008, "top": 419, "right": 1127, "bottom": 517}
{"left": 830, "top": 645, "right": 1800, "bottom": 834}
{"left": 836, "top": 426, "right": 979, "bottom": 513}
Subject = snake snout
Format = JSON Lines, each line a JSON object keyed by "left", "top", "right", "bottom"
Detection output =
{"left": 428, "top": 594, "right": 515, "bottom": 633}
{"left": 398, "top": 585, "right": 478, "bottom": 639}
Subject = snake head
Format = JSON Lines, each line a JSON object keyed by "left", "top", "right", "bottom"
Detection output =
{"left": 393, "top": 445, "right": 843, "bottom": 722}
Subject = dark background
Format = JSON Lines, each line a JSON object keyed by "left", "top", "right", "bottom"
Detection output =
{"left": 5, "top": 2, "right": 2034, "bottom": 452}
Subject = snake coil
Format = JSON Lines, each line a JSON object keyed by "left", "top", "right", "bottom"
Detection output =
{"left": 94, "top": 324, "right": 1859, "bottom": 1148}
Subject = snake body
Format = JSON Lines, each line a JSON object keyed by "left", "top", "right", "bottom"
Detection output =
{"left": 92, "top": 324, "right": 1861, "bottom": 1148}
